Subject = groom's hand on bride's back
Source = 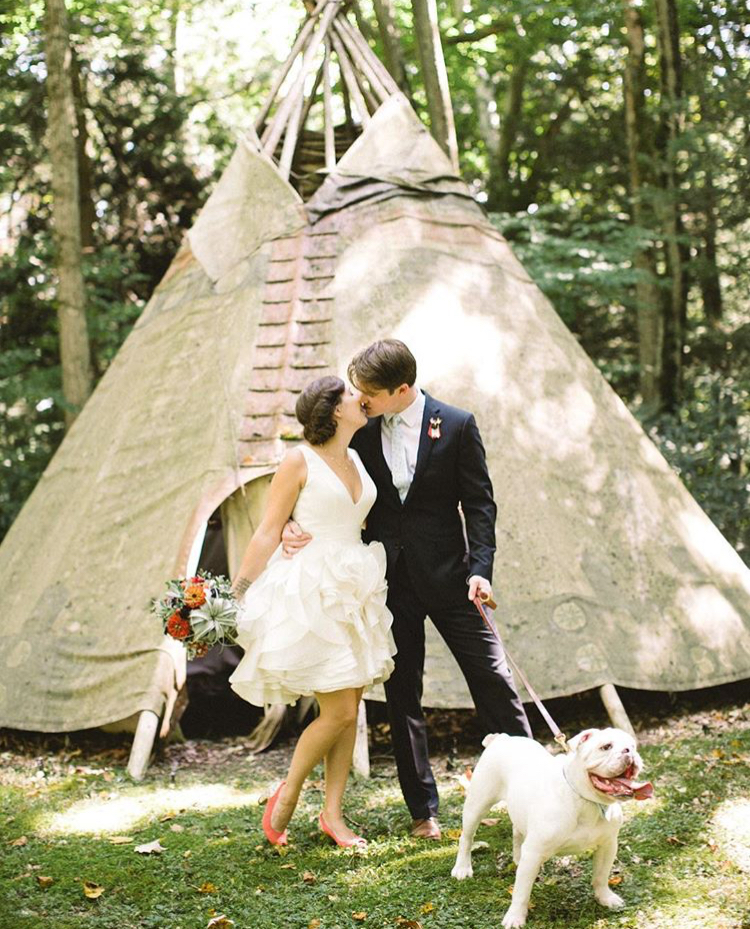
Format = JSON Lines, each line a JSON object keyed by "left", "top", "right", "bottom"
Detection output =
{"left": 281, "top": 519, "right": 312, "bottom": 557}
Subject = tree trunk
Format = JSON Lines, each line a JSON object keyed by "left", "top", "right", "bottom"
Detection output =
{"left": 372, "top": 0, "right": 411, "bottom": 96}
{"left": 654, "top": 0, "right": 686, "bottom": 410}
{"left": 44, "top": 0, "right": 93, "bottom": 428}
{"left": 698, "top": 168, "right": 723, "bottom": 326}
{"left": 488, "top": 57, "right": 527, "bottom": 211}
{"left": 70, "top": 47, "right": 95, "bottom": 250}
{"left": 410, "top": 0, "right": 459, "bottom": 171}
{"left": 623, "top": 0, "right": 664, "bottom": 413}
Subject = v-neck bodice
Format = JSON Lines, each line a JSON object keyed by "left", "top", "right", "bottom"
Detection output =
{"left": 293, "top": 445, "right": 376, "bottom": 543}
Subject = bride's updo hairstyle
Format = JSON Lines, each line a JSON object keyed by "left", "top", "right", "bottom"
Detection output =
{"left": 295, "top": 375, "right": 346, "bottom": 445}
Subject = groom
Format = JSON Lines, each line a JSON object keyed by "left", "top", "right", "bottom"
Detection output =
{"left": 285, "top": 339, "right": 531, "bottom": 838}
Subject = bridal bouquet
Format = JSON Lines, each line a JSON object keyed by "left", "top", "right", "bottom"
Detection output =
{"left": 153, "top": 572, "right": 240, "bottom": 659}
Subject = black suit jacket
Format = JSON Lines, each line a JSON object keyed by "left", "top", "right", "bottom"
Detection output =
{"left": 350, "top": 393, "right": 497, "bottom": 605}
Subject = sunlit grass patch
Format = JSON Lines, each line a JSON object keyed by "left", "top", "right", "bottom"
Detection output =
{"left": 38, "top": 783, "right": 262, "bottom": 836}
{"left": 712, "top": 797, "right": 750, "bottom": 872}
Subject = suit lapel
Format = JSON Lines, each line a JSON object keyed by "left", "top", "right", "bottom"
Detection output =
{"left": 359, "top": 416, "right": 401, "bottom": 503}
{"left": 403, "top": 392, "right": 439, "bottom": 505}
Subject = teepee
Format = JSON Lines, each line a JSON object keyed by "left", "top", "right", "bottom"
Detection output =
{"left": 2, "top": 0, "right": 750, "bottom": 776}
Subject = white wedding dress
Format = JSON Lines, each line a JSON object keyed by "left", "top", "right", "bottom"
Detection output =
{"left": 229, "top": 445, "right": 396, "bottom": 707}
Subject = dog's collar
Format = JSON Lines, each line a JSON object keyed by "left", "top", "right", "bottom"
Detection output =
{"left": 563, "top": 767, "right": 608, "bottom": 818}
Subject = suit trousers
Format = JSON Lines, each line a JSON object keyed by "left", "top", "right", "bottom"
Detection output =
{"left": 384, "top": 553, "right": 532, "bottom": 820}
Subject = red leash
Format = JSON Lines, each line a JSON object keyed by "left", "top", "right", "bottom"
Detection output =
{"left": 473, "top": 594, "right": 570, "bottom": 753}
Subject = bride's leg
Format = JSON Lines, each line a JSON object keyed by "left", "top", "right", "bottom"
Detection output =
{"left": 322, "top": 687, "right": 364, "bottom": 841}
{"left": 270, "top": 688, "right": 359, "bottom": 832}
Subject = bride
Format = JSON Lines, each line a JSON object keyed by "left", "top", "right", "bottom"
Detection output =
{"left": 229, "top": 375, "right": 396, "bottom": 849}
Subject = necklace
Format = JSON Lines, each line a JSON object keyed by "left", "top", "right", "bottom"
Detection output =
{"left": 315, "top": 447, "right": 353, "bottom": 469}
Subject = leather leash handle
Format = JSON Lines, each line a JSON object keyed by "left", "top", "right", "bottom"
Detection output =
{"left": 473, "top": 596, "right": 569, "bottom": 753}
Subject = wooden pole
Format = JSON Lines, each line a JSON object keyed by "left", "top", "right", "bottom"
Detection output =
{"left": 255, "top": 0, "right": 328, "bottom": 132}
{"left": 352, "top": 701, "right": 370, "bottom": 777}
{"left": 599, "top": 684, "right": 635, "bottom": 736}
{"left": 127, "top": 710, "right": 160, "bottom": 780}
{"left": 333, "top": 16, "right": 391, "bottom": 102}
{"left": 335, "top": 13, "right": 399, "bottom": 96}
{"left": 263, "top": 0, "right": 341, "bottom": 156}
{"left": 278, "top": 80, "right": 306, "bottom": 178}
{"left": 331, "top": 30, "right": 370, "bottom": 125}
{"left": 323, "top": 39, "right": 336, "bottom": 171}
{"left": 298, "top": 60, "right": 325, "bottom": 137}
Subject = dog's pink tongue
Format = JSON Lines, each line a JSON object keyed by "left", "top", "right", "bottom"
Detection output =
{"left": 591, "top": 773, "right": 654, "bottom": 800}
{"left": 632, "top": 781, "right": 654, "bottom": 800}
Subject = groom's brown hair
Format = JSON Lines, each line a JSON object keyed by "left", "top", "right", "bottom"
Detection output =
{"left": 348, "top": 339, "right": 417, "bottom": 393}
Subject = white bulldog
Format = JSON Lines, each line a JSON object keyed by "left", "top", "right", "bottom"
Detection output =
{"left": 451, "top": 728, "right": 653, "bottom": 928}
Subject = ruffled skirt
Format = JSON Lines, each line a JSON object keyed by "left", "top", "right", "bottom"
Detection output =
{"left": 229, "top": 539, "right": 396, "bottom": 706}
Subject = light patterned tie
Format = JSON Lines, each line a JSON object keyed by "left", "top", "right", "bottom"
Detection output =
{"left": 387, "top": 413, "right": 411, "bottom": 502}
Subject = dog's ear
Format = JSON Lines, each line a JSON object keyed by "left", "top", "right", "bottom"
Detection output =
{"left": 567, "top": 729, "right": 598, "bottom": 752}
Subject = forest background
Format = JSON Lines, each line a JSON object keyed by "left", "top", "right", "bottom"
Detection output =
{"left": 1, "top": 0, "right": 749, "bottom": 561}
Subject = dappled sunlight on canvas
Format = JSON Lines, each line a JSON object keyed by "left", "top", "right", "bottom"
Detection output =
{"left": 393, "top": 285, "right": 514, "bottom": 398}
{"left": 42, "top": 784, "right": 261, "bottom": 836}
{"left": 676, "top": 509, "right": 750, "bottom": 583}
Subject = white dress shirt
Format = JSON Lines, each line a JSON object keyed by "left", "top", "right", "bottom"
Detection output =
{"left": 381, "top": 389, "right": 425, "bottom": 489}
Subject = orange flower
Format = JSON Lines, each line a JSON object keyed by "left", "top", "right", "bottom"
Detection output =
{"left": 166, "top": 613, "right": 191, "bottom": 640}
{"left": 183, "top": 584, "right": 206, "bottom": 609}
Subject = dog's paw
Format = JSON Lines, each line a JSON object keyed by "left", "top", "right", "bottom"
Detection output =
{"left": 451, "top": 861, "right": 473, "bottom": 880}
{"left": 595, "top": 889, "right": 625, "bottom": 909}
{"left": 501, "top": 906, "right": 528, "bottom": 928}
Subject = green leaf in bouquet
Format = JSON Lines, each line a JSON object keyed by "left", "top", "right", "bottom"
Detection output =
{"left": 190, "top": 597, "right": 238, "bottom": 644}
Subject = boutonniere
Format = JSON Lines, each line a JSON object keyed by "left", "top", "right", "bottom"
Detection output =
{"left": 428, "top": 416, "right": 442, "bottom": 440}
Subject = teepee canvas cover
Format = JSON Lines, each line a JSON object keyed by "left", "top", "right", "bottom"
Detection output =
{"left": 2, "top": 0, "right": 750, "bottom": 748}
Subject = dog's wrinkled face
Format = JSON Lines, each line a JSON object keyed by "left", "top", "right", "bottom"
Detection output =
{"left": 568, "top": 727, "right": 652, "bottom": 801}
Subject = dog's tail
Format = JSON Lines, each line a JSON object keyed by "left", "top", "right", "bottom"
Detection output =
{"left": 481, "top": 732, "right": 509, "bottom": 748}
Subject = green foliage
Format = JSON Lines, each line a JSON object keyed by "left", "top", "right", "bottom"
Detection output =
{"left": 643, "top": 371, "right": 750, "bottom": 566}
{"left": 491, "top": 207, "right": 648, "bottom": 394}
{"left": 0, "top": 234, "right": 144, "bottom": 540}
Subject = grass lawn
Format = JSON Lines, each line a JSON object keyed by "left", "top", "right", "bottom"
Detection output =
{"left": 2, "top": 689, "right": 750, "bottom": 929}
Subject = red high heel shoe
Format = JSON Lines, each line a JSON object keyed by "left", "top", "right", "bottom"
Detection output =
{"left": 318, "top": 811, "right": 367, "bottom": 849}
{"left": 262, "top": 781, "right": 289, "bottom": 846}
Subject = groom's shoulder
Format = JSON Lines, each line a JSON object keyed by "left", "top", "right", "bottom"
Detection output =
{"left": 427, "top": 393, "right": 476, "bottom": 425}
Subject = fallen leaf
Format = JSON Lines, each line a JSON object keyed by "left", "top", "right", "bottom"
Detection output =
{"left": 280, "top": 863, "right": 296, "bottom": 870}
{"left": 207, "top": 916, "right": 234, "bottom": 929}
{"left": 480, "top": 818, "right": 499, "bottom": 827}
{"left": 109, "top": 836, "right": 133, "bottom": 845}
{"left": 666, "top": 836, "right": 685, "bottom": 846}
{"left": 303, "top": 871, "right": 316, "bottom": 885}
{"left": 83, "top": 880, "right": 105, "bottom": 899}
{"left": 183, "top": 850, "right": 192, "bottom": 858}
{"left": 308, "top": 921, "right": 322, "bottom": 929}
{"left": 395, "top": 919, "right": 422, "bottom": 928}
{"left": 443, "top": 828, "right": 461, "bottom": 840}
{"left": 608, "top": 875, "right": 623, "bottom": 886}
{"left": 420, "top": 902, "right": 435, "bottom": 914}
{"left": 159, "top": 813, "right": 176, "bottom": 822}
{"left": 36, "top": 875, "right": 54, "bottom": 888}
{"left": 170, "top": 824, "right": 185, "bottom": 833}
{"left": 135, "top": 840, "right": 165, "bottom": 855}
{"left": 352, "top": 913, "right": 367, "bottom": 921}
{"left": 10, "top": 836, "right": 28, "bottom": 847}
{"left": 197, "top": 882, "right": 217, "bottom": 894}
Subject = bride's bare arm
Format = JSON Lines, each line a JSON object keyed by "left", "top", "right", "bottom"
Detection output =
{"left": 231, "top": 450, "right": 306, "bottom": 596}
